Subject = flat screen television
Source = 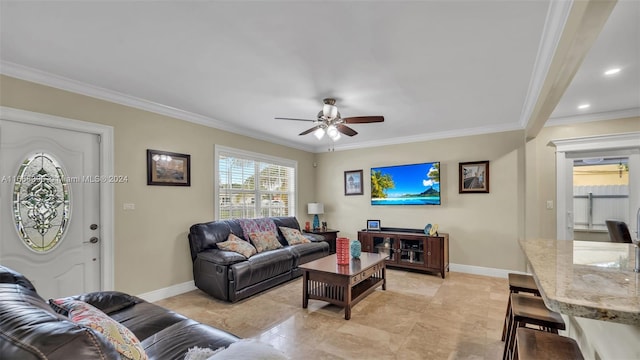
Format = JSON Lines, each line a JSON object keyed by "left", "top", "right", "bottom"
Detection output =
{"left": 371, "top": 161, "right": 440, "bottom": 205}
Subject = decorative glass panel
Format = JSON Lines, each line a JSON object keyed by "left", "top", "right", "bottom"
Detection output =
{"left": 13, "top": 153, "right": 70, "bottom": 252}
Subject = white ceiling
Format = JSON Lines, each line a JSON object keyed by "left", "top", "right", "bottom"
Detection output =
{"left": 1, "top": 1, "right": 638, "bottom": 153}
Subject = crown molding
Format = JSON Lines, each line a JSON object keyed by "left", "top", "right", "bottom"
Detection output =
{"left": 2, "top": 61, "right": 523, "bottom": 154}
{"left": 4, "top": 60, "right": 632, "bottom": 155}
{"left": 328, "top": 122, "right": 523, "bottom": 153}
{"left": 0, "top": 61, "right": 316, "bottom": 153}
{"left": 518, "top": 0, "right": 573, "bottom": 128}
{"left": 546, "top": 108, "right": 640, "bottom": 127}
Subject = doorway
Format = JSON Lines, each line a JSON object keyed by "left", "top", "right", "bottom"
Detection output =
{"left": 572, "top": 157, "right": 629, "bottom": 241}
{"left": 0, "top": 106, "right": 114, "bottom": 297}
{"left": 551, "top": 132, "right": 640, "bottom": 241}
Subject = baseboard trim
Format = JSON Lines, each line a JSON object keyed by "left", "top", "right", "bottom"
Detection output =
{"left": 137, "top": 265, "right": 525, "bottom": 302}
{"left": 137, "top": 280, "right": 197, "bottom": 303}
{"left": 449, "top": 263, "right": 528, "bottom": 279}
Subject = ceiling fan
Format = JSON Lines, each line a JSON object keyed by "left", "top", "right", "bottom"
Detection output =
{"left": 275, "top": 98, "right": 384, "bottom": 141}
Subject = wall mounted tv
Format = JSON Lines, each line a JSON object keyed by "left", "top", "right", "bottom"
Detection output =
{"left": 371, "top": 161, "right": 440, "bottom": 205}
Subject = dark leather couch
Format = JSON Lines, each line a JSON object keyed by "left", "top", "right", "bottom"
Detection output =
{"left": 189, "top": 216, "right": 329, "bottom": 302}
{"left": 0, "top": 265, "right": 239, "bottom": 360}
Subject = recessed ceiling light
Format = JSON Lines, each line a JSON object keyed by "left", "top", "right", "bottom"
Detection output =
{"left": 604, "top": 68, "right": 621, "bottom": 75}
{"left": 578, "top": 104, "right": 590, "bottom": 110}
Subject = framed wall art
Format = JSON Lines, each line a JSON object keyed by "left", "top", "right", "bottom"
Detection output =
{"left": 459, "top": 160, "right": 489, "bottom": 193}
{"left": 147, "top": 149, "right": 191, "bottom": 186}
{"left": 344, "top": 169, "right": 364, "bottom": 195}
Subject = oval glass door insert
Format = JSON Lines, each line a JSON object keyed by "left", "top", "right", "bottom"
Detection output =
{"left": 13, "top": 152, "right": 70, "bottom": 252}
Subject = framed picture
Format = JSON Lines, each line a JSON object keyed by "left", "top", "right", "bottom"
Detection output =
{"left": 367, "top": 219, "right": 381, "bottom": 231}
{"left": 459, "top": 160, "right": 489, "bottom": 193}
{"left": 344, "top": 169, "right": 364, "bottom": 195}
{"left": 147, "top": 149, "right": 191, "bottom": 186}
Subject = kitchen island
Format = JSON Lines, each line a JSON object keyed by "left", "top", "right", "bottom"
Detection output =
{"left": 519, "top": 238, "right": 639, "bottom": 359}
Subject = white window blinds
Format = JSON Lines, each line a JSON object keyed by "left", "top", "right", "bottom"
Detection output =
{"left": 215, "top": 145, "right": 297, "bottom": 220}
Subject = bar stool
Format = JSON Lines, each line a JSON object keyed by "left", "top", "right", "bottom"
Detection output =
{"left": 503, "top": 293, "right": 565, "bottom": 360}
{"left": 501, "top": 273, "right": 541, "bottom": 341}
{"left": 513, "top": 328, "right": 584, "bottom": 360}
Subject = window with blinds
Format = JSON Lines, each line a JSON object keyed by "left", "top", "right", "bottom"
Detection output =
{"left": 215, "top": 145, "right": 297, "bottom": 220}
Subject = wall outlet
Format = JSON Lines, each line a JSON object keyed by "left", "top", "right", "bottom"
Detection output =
{"left": 123, "top": 203, "right": 135, "bottom": 210}
{"left": 546, "top": 200, "right": 554, "bottom": 210}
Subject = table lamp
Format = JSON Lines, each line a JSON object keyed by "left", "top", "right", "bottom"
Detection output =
{"left": 307, "top": 203, "right": 324, "bottom": 230}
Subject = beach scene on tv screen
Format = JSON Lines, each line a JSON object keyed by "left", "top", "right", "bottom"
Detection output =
{"left": 371, "top": 162, "right": 440, "bottom": 205}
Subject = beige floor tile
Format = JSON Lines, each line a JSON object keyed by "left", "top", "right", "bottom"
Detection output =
{"left": 156, "top": 269, "right": 509, "bottom": 359}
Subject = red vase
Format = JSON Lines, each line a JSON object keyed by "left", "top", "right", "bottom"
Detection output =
{"left": 336, "top": 237, "right": 350, "bottom": 265}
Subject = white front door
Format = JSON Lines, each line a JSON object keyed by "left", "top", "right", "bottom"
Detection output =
{"left": 0, "top": 119, "right": 101, "bottom": 299}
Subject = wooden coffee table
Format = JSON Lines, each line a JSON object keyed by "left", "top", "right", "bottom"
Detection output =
{"left": 299, "top": 252, "right": 387, "bottom": 320}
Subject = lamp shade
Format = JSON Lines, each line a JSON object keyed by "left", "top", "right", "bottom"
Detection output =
{"left": 307, "top": 203, "right": 324, "bottom": 215}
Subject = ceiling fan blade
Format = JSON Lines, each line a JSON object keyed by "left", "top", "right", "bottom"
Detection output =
{"left": 343, "top": 116, "right": 384, "bottom": 124}
{"left": 275, "top": 117, "right": 316, "bottom": 122}
{"left": 337, "top": 124, "right": 358, "bottom": 137}
{"left": 299, "top": 125, "right": 321, "bottom": 136}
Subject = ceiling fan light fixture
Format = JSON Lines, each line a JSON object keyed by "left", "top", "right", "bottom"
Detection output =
{"left": 323, "top": 104, "right": 338, "bottom": 119}
{"left": 314, "top": 127, "right": 326, "bottom": 140}
{"left": 327, "top": 125, "right": 340, "bottom": 141}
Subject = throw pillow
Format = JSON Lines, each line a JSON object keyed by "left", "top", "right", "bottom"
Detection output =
{"left": 279, "top": 226, "right": 311, "bottom": 245}
{"left": 237, "top": 218, "right": 278, "bottom": 239}
{"left": 248, "top": 231, "right": 283, "bottom": 253}
{"left": 216, "top": 233, "right": 257, "bottom": 258}
{"left": 207, "top": 339, "right": 288, "bottom": 359}
{"left": 50, "top": 298, "right": 148, "bottom": 360}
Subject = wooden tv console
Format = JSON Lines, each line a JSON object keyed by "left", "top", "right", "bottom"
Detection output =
{"left": 357, "top": 228, "right": 449, "bottom": 278}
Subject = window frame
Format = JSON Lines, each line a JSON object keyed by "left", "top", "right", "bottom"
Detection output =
{"left": 215, "top": 145, "right": 298, "bottom": 220}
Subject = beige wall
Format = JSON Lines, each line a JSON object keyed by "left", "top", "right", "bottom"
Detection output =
{"left": 315, "top": 130, "right": 529, "bottom": 272}
{"left": 0, "top": 75, "right": 316, "bottom": 295}
{"left": 3, "top": 74, "right": 638, "bottom": 294}
{"left": 525, "top": 117, "right": 640, "bottom": 240}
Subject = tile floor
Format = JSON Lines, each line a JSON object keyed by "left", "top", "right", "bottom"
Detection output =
{"left": 155, "top": 270, "right": 509, "bottom": 359}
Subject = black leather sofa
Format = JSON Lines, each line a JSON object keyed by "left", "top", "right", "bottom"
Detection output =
{"left": 188, "top": 216, "right": 329, "bottom": 302}
{"left": 0, "top": 265, "right": 239, "bottom": 360}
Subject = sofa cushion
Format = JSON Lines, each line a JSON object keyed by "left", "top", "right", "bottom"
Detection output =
{"left": 0, "top": 283, "right": 121, "bottom": 360}
{"left": 143, "top": 319, "right": 239, "bottom": 359}
{"left": 216, "top": 233, "right": 257, "bottom": 258}
{"left": 188, "top": 220, "right": 243, "bottom": 261}
{"left": 0, "top": 265, "right": 38, "bottom": 291}
{"left": 66, "top": 291, "right": 139, "bottom": 316}
{"left": 287, "top": 241, "right": 330, "bottom": 266}
{"left": 279, "top": 226, "right": 311, "bottom": 245}
{"left": 272, "top": 217, "right": 302, "bottom": 245}
{"left": 229, "top": 248, "right": 294, "bottom": 290}
{"left": 50, "top": 298, "right": 148, "bottom": 360}
{"left": 107, "top": 301, "right": 188, "bottom": 342}
{"left": 248, "top": 231, "right": 283, "bottom": 253}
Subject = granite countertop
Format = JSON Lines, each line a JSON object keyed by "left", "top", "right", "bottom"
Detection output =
{"left": 519, "top": 238, "right": 640, "bottom": 326}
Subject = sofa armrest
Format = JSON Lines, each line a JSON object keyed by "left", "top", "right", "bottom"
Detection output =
{"left": 304, "top": 233, "right": 325, "bottom": 242}
{"left": 71, "top": 291, "right": 141, "bottom": 315}
{"left": 197, "top": 249, "right": 246, "bottom": 266}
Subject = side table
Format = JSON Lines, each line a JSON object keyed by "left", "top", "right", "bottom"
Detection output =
{"left": 303, "top": 228, "right": 339, "bottom": 254}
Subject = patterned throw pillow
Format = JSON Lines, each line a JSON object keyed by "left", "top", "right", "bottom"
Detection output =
{"left": 50, "top": 298, "right": 148, "bottom": 360}
{"left": 237, "top": 218, "right": 278, "bottom": 239}
{"left": 248, "top": 231, "right": 283, "bottom": 253}
{"left": 279, "top": 226, "right": 311, "bottom": 245}
{"left": 217, "top": 233, "right": 257, "bottom": 258}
